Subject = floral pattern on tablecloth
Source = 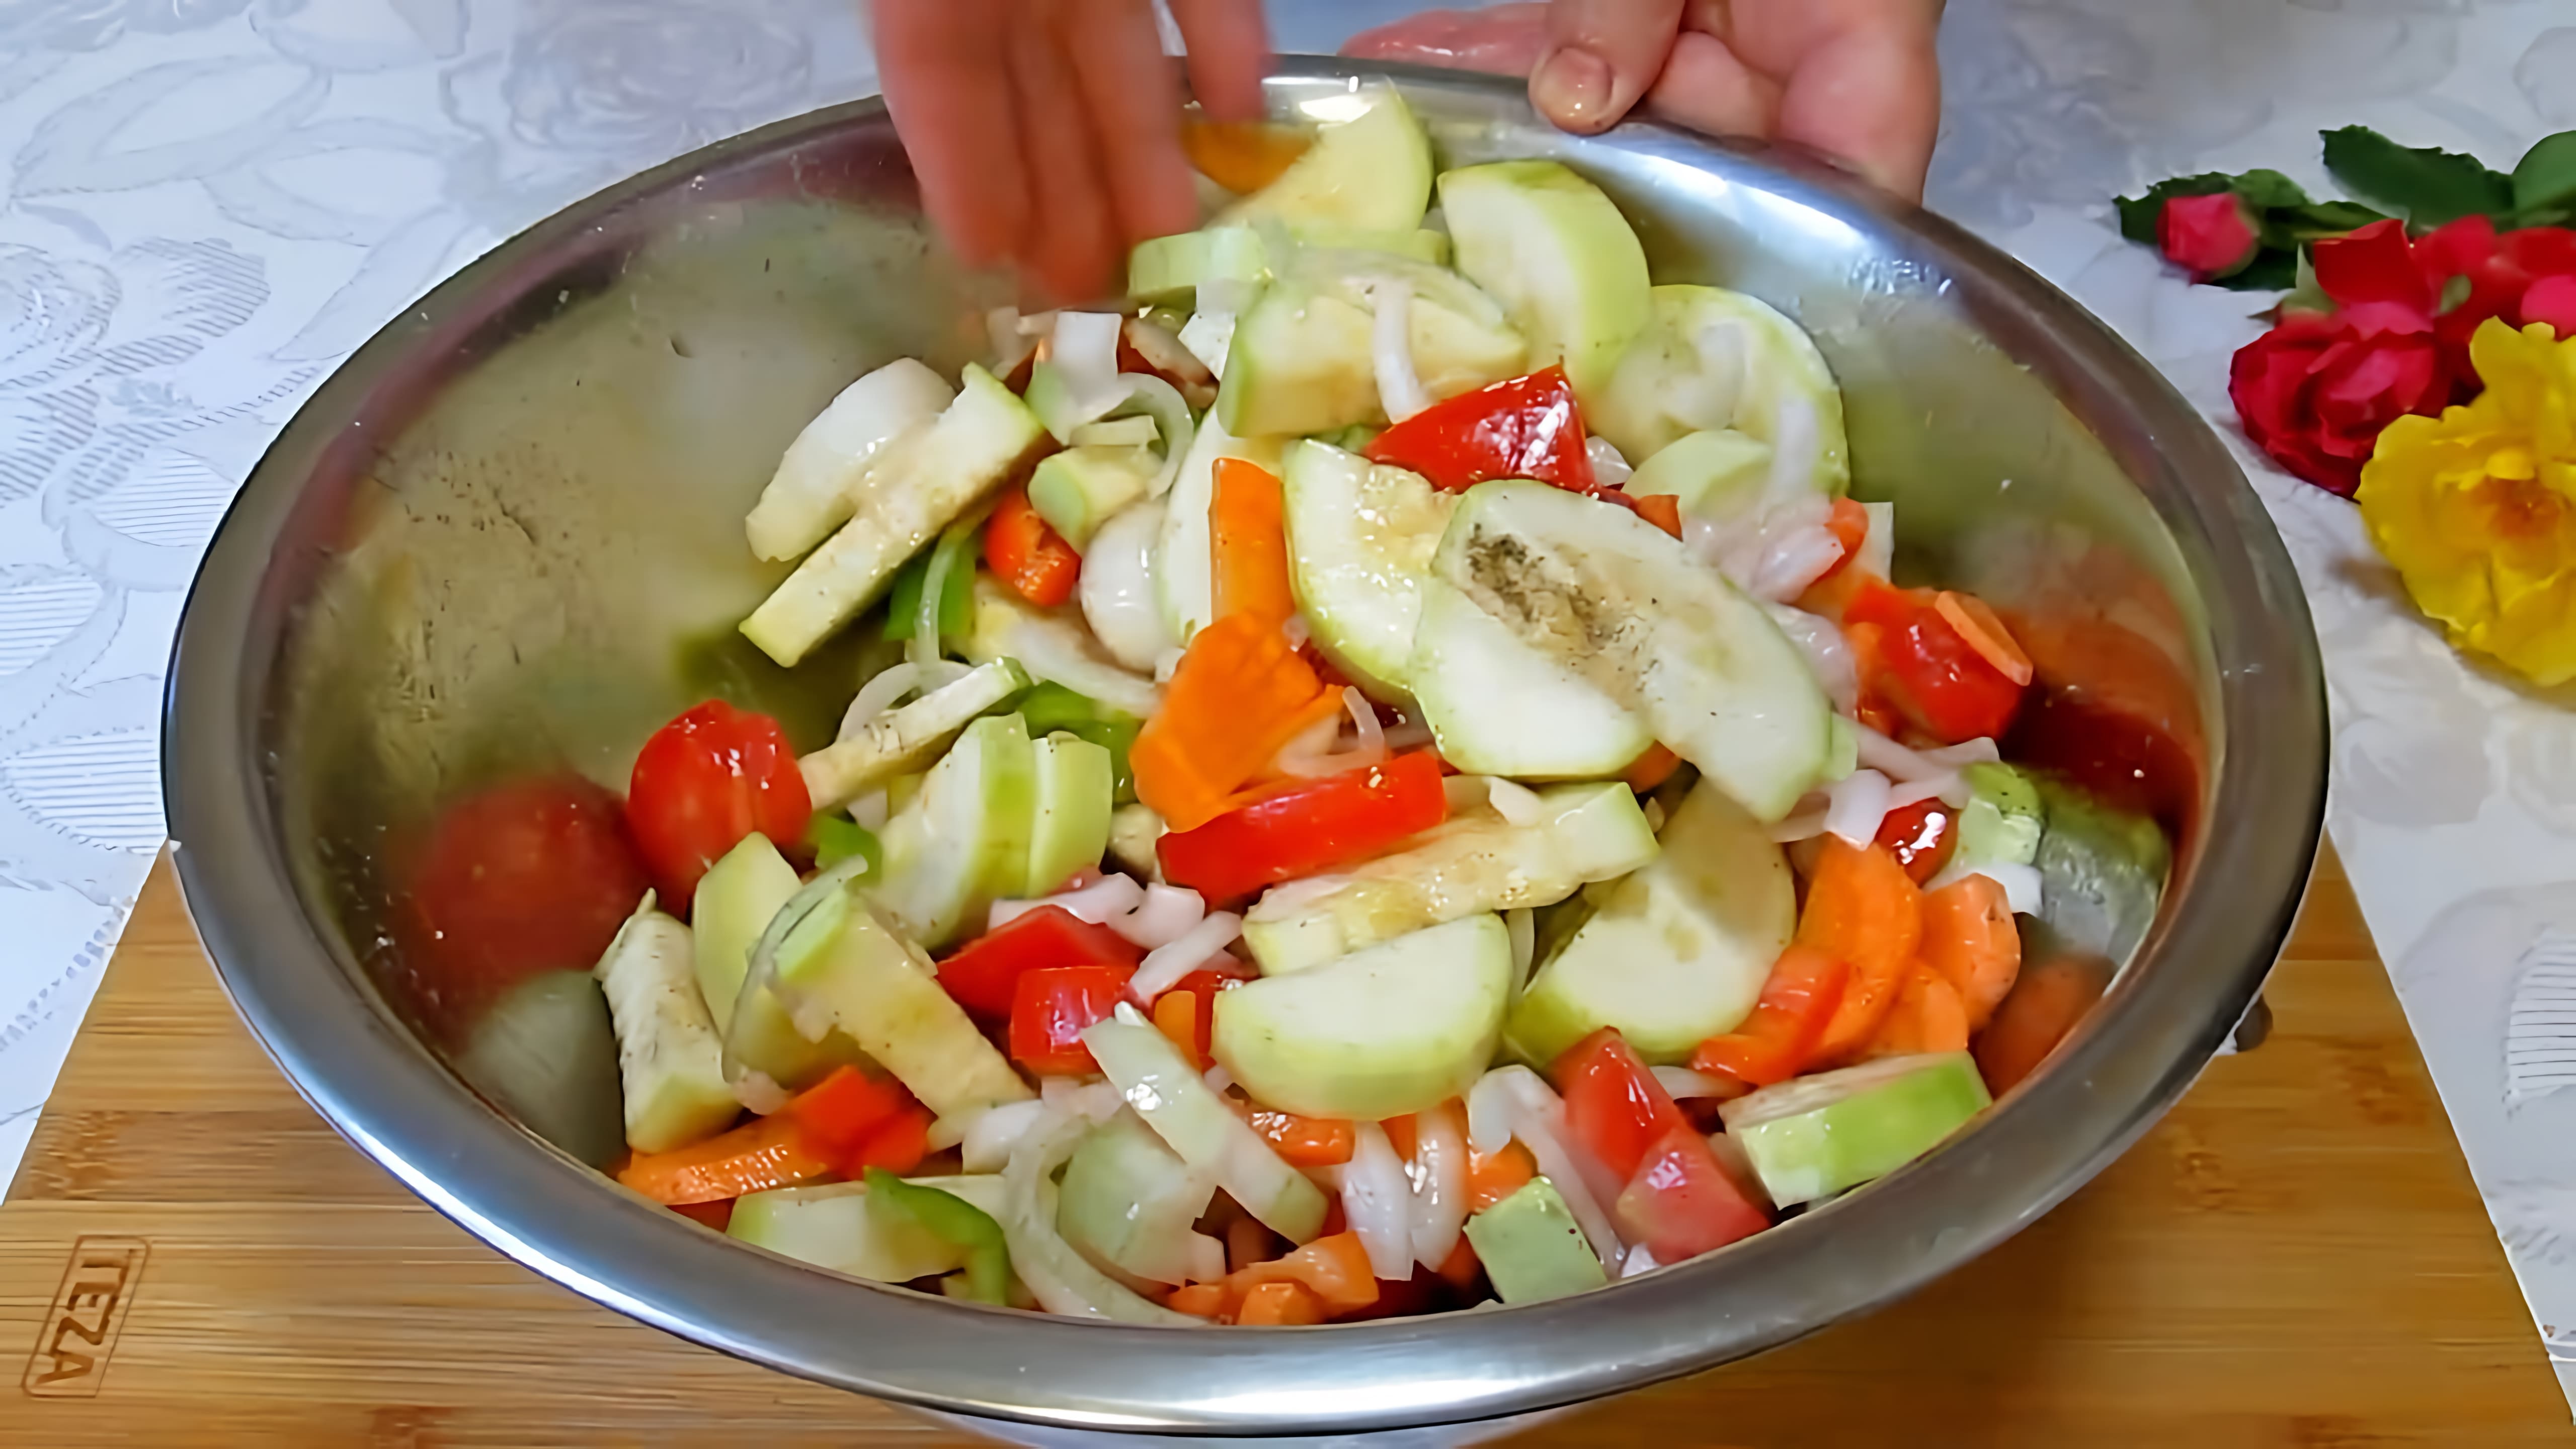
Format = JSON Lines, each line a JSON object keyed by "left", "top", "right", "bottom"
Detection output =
{"left": 1, "top": 0, "right": 2572, "bottom": 1422}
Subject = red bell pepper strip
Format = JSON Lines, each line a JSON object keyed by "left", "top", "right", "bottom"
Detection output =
{"left": 1843, "top": 578, "right": 2028, "bottom": 746}
{"left": 1008, "top": 962, "right": 1136, "bottom": 1075}
{"left": 784, "top": 1066, "right": 908, "bottom": 1158}
{"left": 1629, "top": 491, "right": 1684, "bottom": 539}
{"left": 1155, "top": 750, "right": 1448, "bottom": 906}
{"left": 1692, "top": 945, "right": 1853, "bottom": 1087}
{"left": 1612, "top": 1125, "right": 1770, "bottom": 1263}
{"left": 985, "top": 484, "right": 1081, "bottom": 608}
{"left": 846, "top": 1104, "right": 932, "bottom": 1175}
{"left": 1361, "top": 366, "right": 1597, "bottom": 494}
{"left": 1552, "top": 1027, "right": 1687, "bottom": 1182}
{"left": 934, "top": 905, "right": 1144, "bottom": 1019}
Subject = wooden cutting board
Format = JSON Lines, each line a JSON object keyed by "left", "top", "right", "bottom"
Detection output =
{"left": 3, "top": 854, "right": 2568, "bottom": 1447}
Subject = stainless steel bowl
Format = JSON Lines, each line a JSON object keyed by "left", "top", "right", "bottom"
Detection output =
{"left": 165, "top": 58, "right": 2325, "bottom": 1436}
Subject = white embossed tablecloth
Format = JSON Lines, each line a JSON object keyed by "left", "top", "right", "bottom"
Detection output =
{"left": 2, "top": 0, "right": 2571, "bottom": 1417}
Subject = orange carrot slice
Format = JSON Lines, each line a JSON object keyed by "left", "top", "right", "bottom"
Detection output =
{"left": 1132, "top": 612, "right": 1336, "bottom": 831}
{"left": 1622, "top": 743, "right": 1682, "bottom": 794}
{"left": 1800, "top": 838, "right": 1924, "bottom": 1066}
{"left": 1236, "top": 1279, "right": 1327, "bottom": 1325}
{"left": 1862, "top": 964, "right": 1970, "bottom": 1059}
{"left": 616, "top": 1114, "right": 831, "bottom": 1205}
{"left": 1182, "top": 119, "right": 1313, "bottom": 195}
{"left": 1921, "top": 873, "right": 2023, "bottom": 1031}
{"left": 1936, "top": 591, "right": 2035, "bottom": 686}
{"left": 1212, "top": 458, "right": 1297, "bottom": 631}
{"left": 1466, "top": 1141, "right": 1537, "bottom": 1213}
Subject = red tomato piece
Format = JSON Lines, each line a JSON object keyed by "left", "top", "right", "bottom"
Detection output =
{"left": 1552, "top": 1028, "right": 1687, "bottom": 1182}
{"left": 1873, "top": 797, "right": 1957, "bottom": 884}
{"left": 1691, "top": 946, "right": 1852, "bottom": 1087}
{"left": 1843, "top": 580, "right": 2028, "bottom": 745}
{"left": 935, "top": 905, "right": 1145, "bottom": 1019}
{"left": 1362, "top": 366, "right": 1597, "bottom": 494}
{"left": 407, "top": 774, "right": 650, "bottom": 1039}
{"left": 1155, "top": 751, "right": 1447, "bottom": 906}
{"left": 626, "top": 701, "right": 810, "bottom": 914}
{"left": 985, "top": 485, "right": 1080, "bottom": 608}
{"left": 1009, "top": 963, "right": 1137, "bottom": 1075}
{"left": 1613, "top": 1126, "right": 1771, "bottom": 1263}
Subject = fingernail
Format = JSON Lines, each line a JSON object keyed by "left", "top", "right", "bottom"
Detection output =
{"left": 1531, "top": 45, "right": 1614, "bottom": 131}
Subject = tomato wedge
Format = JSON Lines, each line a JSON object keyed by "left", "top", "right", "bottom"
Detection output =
{"left": 1613, "top": 1125, "right": 1771, "bottom": 1263}
{"left": 935, "top": 905, "right": 1144, "bottom": 1019}
{"left": 1553, "top": 1028, "right": 1687, "bottom": 1182}
{"left": 407, "top": 774, "right": 650, "bottom": 1038}
{"left": 1362, "top": 366, "right": 1596, "bottom": 494}
{"left": 1874, "top": 797, "right": 1957, "bottom": 884}
{"left": 1843, "top": 578, "right": 2028, "bottom": 746}
{"left": 1155, "top": 750, "right": 1447, "bottom": 906}
{"left": 626, "top": 701, "right": 810, "bottom": 913}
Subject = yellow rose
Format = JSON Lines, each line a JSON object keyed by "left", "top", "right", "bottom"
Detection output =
{"left": 2357, "top": 319, "right": 2576, "bottom": 686}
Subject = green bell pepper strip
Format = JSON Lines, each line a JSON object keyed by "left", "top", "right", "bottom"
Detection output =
{"left": 864, "top": 1167, "right": 1011, "bottom": 1305}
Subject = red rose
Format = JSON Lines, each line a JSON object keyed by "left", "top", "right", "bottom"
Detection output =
{"left": 2228, "top": 307, "right": 2457, "bottom": 498}
{"left": 2158, "top": 192, "right": 2263, "bottom": 281}
{"left": 2416, "top": 218, "right": 2576, "bottom": 378}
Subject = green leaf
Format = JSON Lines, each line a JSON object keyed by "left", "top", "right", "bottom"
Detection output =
{"left": 2514, "top": 131, "right": 2576, "bottom": 218}
{"left": 2211, "top": 248, "right": 2298, "bottom": 292}
{"left": 2264, "top": 199, "right": 2387, "bottom": 246}
{"left": 2321, "top": 125, "right": 2513, "bottom": 226}
{"left": 2278, "top": 247, "right": 2334, "bottom": 317}
{"left": 2231, "top": 169, "right": 2313, "bottom": 210}
{"left": 2114, "top": 172, "right": 2240, "bottom": 245}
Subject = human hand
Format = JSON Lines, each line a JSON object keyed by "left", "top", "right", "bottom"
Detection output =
{"left": 870, "top": 0, "right": 1269, "bottom": 302}
{"left": 1345, "top": 1, "right": 1943, "bottom": 203}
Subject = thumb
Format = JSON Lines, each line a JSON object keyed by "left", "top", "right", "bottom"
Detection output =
{"left": 1529, "top": 0, "right": 1686, "bottom": 135}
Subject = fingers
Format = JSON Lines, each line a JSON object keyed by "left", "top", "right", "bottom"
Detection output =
{"left": 1342, "top": 4, "right": 1552, "bottom": 76}
{"left": 1530, "top": 0, "right": 1687, "bottom": 134}
{"left": 1169, "top": 0, "right": 1270, "bottom": 122}
{"left": 869, "top": 0, "right": 1029, "bottom": 269}
{"left": 1642, "top": 30, "right": 1781, "bottom": 146}
{"left": 1006, "top": 8, "right": 1119, "bottom": 302}
{"left": 1059, "top": 0, "right": 1200, "bottom": 249}
{"left": 1769, "top": 9, "right": 1942, "bottom": 200}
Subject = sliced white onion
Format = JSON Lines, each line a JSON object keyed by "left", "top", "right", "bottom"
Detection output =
{"left": 1153, "top": 647, "right": 1186, "bottom": 684}
{"left": 1887, "top": 774, "right": 1963, "bottom": 812}
{"left": 839, "top": 663, "right": 922, "bottom": 742}
{"left": 1113, "top": 883, "right": 1208, "bottom": 949}
{"left": 1343, "top": 1121, "right": 1417, "bottom": 1280}
{"left": 1444, "top": 773, "right": 1496, "bottom": 815}
{"left": 1769, "top": 808, "right": 1829, "bottom": 844}
{"left": 1178, "top": 310, "right": 1238, "bottom": 378}
{"left": 1465, "top": 1069, "right": 1517, "bottom": 1158}
{"left": 1652, "top": 1065, "right": 1732, "bottom": 1101}
{"left": 1763, "top": 395, "right": 1822, "bottom": 510}
{"left": 1858, "top": 500, "right": 1895, "bottom": 580}
{"left": 1202, "top": 1063, "right": 1234, "bottom": 1096}
{"left": 1130, "top": 911, "right": 1243, "bottom": 1003}
{"left": 1280, "top": 614, "right": 1311, "bottom": 652}
{"left": 1009, "top": 617, "right": 1163, "bottom": 720}
{"left": 1643, "top": 798, "right": 1667, "bottom": 834}
{"left": 1115, "top": 373, "right": 1195, "bottom": 498}
{"left": 1073, "top": 416, "right": 1160, "bottom": 449}
{"left": 1407, "top": 1104, "right": 1469, "bottom": 1271}
{"left": 1000, "top": 1114, "right": 1198, "bottom": 1323}
{"left": 1184, "top": 1231, "right": 1229, "bottom": 1285}
{"left": 1587, "top": 436, "right": 1633, "bottom": 490}
{"left": 1485, "top": 777, "right": 1546, "bottom": 828}
{"left": 986, "top": 306, "right": 1039, "bottom": 379}
{"left": 1849, "top": 718, "right": 1955, "bottom": 784}
{"left": 1823, "top": 768, "right": 1893, "bottom": 847}
{"left": 1052, "top": 311, "right": 1128, "bottom": 424}
{"left": 1079, "top": 499, "right": 1175, "bottom": 675}
{"left": 1506, "top": 907, "right": 1535, "bottom": 993}
{"left": 1928, "top": 859, "right": 2045, "bottom": 916}
{"left": 961, "top": 1098, "right": 1052, "bottom": 1173}
{"left": 1922, "top": 737, "right": 2002, "bottom": 769}
{"left": 1039, "top": 1075, "right": 1125, "bottom": 1123}
{"left": 1122, "top": 316, "right": 1216, "bottom": 400}
{"left": 1620, "top": 1242, "right": 1662, "bottom": 1279}
{"left": 1749, "top": 524, "right": 1847, "bottom": 603}
{"left": 849, "top": 788, "right": 890, "bottom": 832}
{"left": 991, "top": 873, "right": 1148, "bottom": 934}
{"left": 1369, "top": 277, "right": 1431, "bottom": 423}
